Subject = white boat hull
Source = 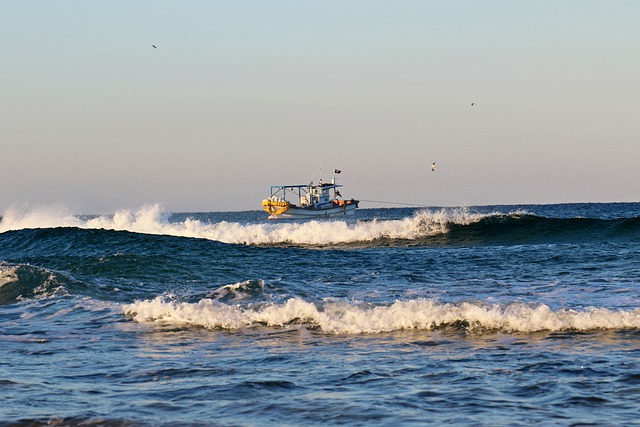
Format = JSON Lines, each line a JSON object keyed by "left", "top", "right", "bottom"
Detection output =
{"left": 270, "top": 203, "right": 358, "bottom": 219}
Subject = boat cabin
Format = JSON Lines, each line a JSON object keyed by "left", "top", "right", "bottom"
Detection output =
{"left": 268, "top": 181, "right": 341, "bottom": 210}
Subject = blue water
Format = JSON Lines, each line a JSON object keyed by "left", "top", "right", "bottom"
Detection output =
{"left": 1, "top": 203, "right": 640, "bottom": 426}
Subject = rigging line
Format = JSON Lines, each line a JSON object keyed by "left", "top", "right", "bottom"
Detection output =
{"left": 359, "top": 199, "right": 432, "bottom": 208}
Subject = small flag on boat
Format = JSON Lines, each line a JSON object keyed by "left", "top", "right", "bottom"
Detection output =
{"left": 334, "top": 169, "right": 341, "bottom": 174}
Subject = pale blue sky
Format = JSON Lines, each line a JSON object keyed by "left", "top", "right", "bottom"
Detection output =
{"left": 2, "top": 1, "right": 638, "bottom": 213}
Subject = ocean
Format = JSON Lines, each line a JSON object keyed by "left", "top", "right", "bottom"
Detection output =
{"left": 1, "top": 202, "right": 639, "bottom": 426}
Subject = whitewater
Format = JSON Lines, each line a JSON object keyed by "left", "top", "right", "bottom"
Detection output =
{"left": 0, "top": 203, "right": 488, "bottom": 245}
{"left": 124, "top": 295, "right": 640, "bottom": 334}
{"left": 2, "top": 202, "right": 640, "bottom": 426}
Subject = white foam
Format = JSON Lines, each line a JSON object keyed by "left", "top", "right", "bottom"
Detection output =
{"left": 1, "top": 204, "right": 488, "bottom": 245}
{"left": 122, "top": 297, "right": 640, "bottom": 334}
{"left": 0, "top": 204, "right": 82, "bottom": 231}
{"left": 206, "top": 279, "right": 265, "bottom": 302}
{"left": 0, "top": 264, "right": 19, "bottom": 288}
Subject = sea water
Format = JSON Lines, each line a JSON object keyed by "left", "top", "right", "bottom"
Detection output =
{"left": 1, "top": 203, "right": 639, "bottom": 426}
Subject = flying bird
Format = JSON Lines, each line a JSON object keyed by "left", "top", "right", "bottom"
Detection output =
{"left": 152, "top": 44, "right": 157, "bottom": 49}
{"left": 431, "top": 162, "right": 436, "bottom": 172}
{"left": 471, "top": 102, "right": 475, "bottom": 106}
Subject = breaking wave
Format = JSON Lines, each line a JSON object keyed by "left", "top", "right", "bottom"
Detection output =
{"left": 0, "top": 263, "right": 70, "bottom": 305}
{"left": 0, "top": 204, "right": 482, "bottom": 245}
{"left": 2, "top": 204, "right": 639, "bottom": 247}
{"left": 123, "top": 296, "right": 640, "bottom": 334}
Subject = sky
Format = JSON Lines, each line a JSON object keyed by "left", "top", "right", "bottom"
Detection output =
{"left": 1, "top": 0, "right": 639, "bottom": 213}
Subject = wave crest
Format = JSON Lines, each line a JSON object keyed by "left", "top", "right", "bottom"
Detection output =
{"left": 0, "top": 263, "right": 69, "bottom": 305}
{"left": 122, "top": 297, "right": 640, "bottom": 334}
{"left": 4, "top": 204, "right": 638, "bottom": 247}
{"left": 1, "top": 204, "right": 485, "bottom": 245}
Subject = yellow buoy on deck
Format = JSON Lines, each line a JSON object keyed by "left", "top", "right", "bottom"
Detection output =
{"left": 262, "top": 199, "right": 290, "bottom": 216}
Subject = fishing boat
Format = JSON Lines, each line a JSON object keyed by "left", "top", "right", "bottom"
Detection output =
{"left": 262, "top": 170, "right": 359, "bottom": 219}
